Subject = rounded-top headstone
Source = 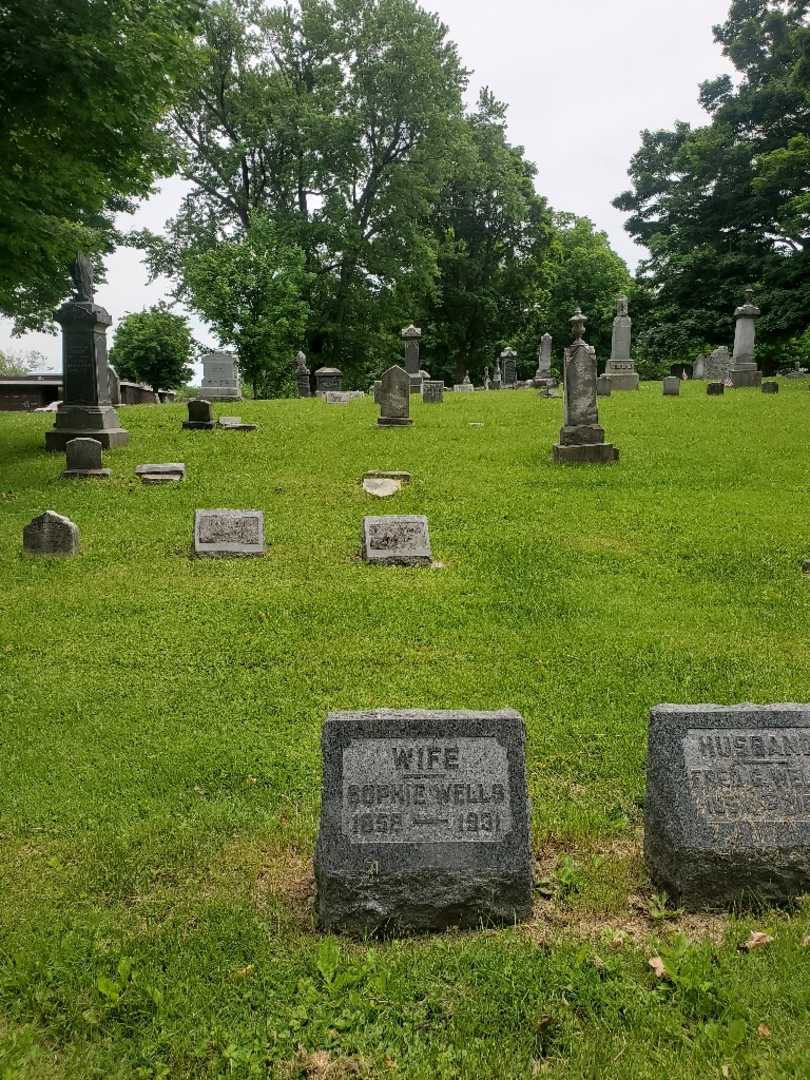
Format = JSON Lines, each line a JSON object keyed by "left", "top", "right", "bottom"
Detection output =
{"left": 23, "top": 511, "right": 80, "bottom": 557}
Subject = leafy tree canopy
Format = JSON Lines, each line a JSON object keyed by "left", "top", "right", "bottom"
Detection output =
{"left": 0, "top": 0, "right": 202, "bottom": 333}
{"left": 109, "top": 303, "right": 195, "bottom": 390}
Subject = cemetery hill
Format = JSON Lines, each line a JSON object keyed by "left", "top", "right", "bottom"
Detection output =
{"left": 2, "top": 1, "right": 810, "bottom": 1078}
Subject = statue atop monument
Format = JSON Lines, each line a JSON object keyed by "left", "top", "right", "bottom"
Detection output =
{"left": 70, "top": 252, "right": 95, "bottom": 303}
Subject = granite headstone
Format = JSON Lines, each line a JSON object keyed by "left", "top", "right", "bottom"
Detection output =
{"left": 62, "top": 437, "right": 110, "bottom": 478}
{"left": 361, "top": 515, "right": 432, "bottom": 566}
{"left": 194, "top": 510, "right": 265, "bottom": 557}
{"left": 183, "top": 399, "right": 215, "bottom": 430}
{"left": 23, "top": 511, "right": 80, "bottom": 557}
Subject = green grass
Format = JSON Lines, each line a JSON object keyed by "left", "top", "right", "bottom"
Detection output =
{"left": 1, "top": 382, "right": 810, "bottom": 1078}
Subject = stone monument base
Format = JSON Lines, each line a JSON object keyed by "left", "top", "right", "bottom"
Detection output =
{"left": 62, "top": 467, "right": 111, "bottom": 479}
{"left": 377, "top": 417, "right": 413, "bottom": 427}
{"left": 182, "top": 420, "right": 216, "bottom": 430}
{"left": 553, "top": 442, "right": 619, "bottom": 464}
{"left": 200, "top": 387, "right": 241, "bottom": 401}
{"left": 730, "top": 368, "right": 762, "bottom": 388}
{"left": 45, "top": 405, "right": 129, "bottom": 452}
{"left": 604, "top": 370, "right": 640, "bottom": 391}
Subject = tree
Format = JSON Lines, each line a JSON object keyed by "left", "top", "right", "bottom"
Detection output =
{"left": 0, "top": 349, "right": 48, "bottom": 377}
{"left": 0, "top": 0, "right": 201, "bottom": 333}
{"left": 183, "top": 215, "right": 311, "bottom": 397}
{"left": 418, "top": 90, "right": 554, "bottom": 384}
{"left": 109, "top": 304, "right": 195, "bottom": 391}
{"left": 136, "top": 0, "right": 467, "bottom": 385}
{"left": 614, "top": 0, "right": 810, "bottom": 362}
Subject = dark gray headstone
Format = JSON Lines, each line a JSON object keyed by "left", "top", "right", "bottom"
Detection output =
{"left": 500, "top": 348, "right": 517, "bottom": 387}
{"left": 646, "top": 703, "right": 810, "bottom": 910}
{"left": 315, "top": 367, "right": 342, "bottom": 394}
{"left": 23, "top": 511, "right": 80, "bottom": 557}
{"left": 377, "top": 365, "right": 412, "bottom": 427}
{"left": 762, "top": 382, "right": 779, "bottom": 394}
{"left": 62, "top": 437, "right": 109, "bottom": 478}
{"left": 315, "top": 708, "right": 533, "bottom": 935}
{"left": 662, "top": 376, "right": 680, "bottom": 396}
{"left": 183, "top": 399, "right": 215, "bottom": 429}
{"left": 361, "top": 515, "right": 432, "bottom": 566}
{"left": 422, "top": 381, "right": 444, "bottom": 404}
{"left": 707, "top": 382, "right": 725, "bottom": 396}
{"left": 194, "top": 510, "right": 265, "bottom": 557}
{"left": 596, "top": 375, "right": 611, "bottom": 397}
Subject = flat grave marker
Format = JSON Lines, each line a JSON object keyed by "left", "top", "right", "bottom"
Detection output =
{"left": 194, "top": 510, "right": 265, "bottom": 557}
{"left": 361, "top": 515, "right": 432, "bottom": 566}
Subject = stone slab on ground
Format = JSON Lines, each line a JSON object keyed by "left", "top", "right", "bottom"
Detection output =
{"left": 315, "top": 708, "right": 533, "bottom": 935}
{"left": 135, "top": 463, "right": 186, "bottom": 484}
{"left": 361, "top": 515, "right": 432, "bottom": 566}
{"left": 645, "top": 703, "right": 810, "bottom": 911}
{"left": 218, "top": 416, "right": 258, "bottom": 431}
{"left": 23, "top": 511, "right": 80, "bottom": 557}
{"left": 362, "top": 471, "right": 412, "bottom": 484}
{"left": 363, "top": 478, "right": 402, "bottom": 498}
{"left": 193, "top": 510, "right": 265, "bottom": 557}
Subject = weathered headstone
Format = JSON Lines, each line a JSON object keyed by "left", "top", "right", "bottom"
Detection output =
{"left": 315, "top": 708, "right": 533, "bottom": 934}
{"left": 454, "top": 374, "right": 474, "bottom": 393}
{"left": 45, "top": 252, "right": 129, "bottom": 451}
{"left": 603, "top": 296, "right": 640, "bottom": 391}
{"left": 483, "top": 366, "right": 491, "bottom": 391}
{"left": 645, "top": 703, "right": 810, "bottom": 910}
{"left": 361, "top": 515, "right": 432, "bottom": 566}
{"left": 401, "top": 324, "right": 423, "bottom": 394}
{"left": 193, "top": 510, "right": 265, "bottom": 557}
{"left": 534, "top": 332, "right": 556, "bottom": 388}
{"left": 422, "top": 380, "right": 444, "bottom": 404}
{"left": 500, "top": 348, "right": 517, "bottom": 388}
{"left": 295, "top": 351, "right": 312, "bottom": 398}
{"left": 693, "top": 354, "right": 707, "bottom": 380}
{"left": 377, "top": 365, "right": 412, "bottom": 427}
{"left": 135, "top": 463, "right": 186, "bottom": 484}
{"left": 730, "top": 289, "right": 762, "bottom": 388}
{"left": 23, "top": 511, "right": 79, "bottom": 557}
{"left": 325, "top": 391, "right": 353, "bottom": 405}
{"left": 201, "top": 350, "right": 241, "bottom": 400}
{"left": 183, "top": 399, "right": 215, "bottom": 430}
{"left": 705, "top": 346, "right": 732, "bottom": 381}
{"left": 219, "top": 415, "right": 257, "bottom": 431}
{"left": 596, "top": 375, "right": 611, "bottom": 397}
{"left": 553, "top": 309, "right": 618, "bottom": 464}
{"left": 107, "top": 364, "right": 121, "bottom": 405}
{"left": 62, "top": 437, "right": 110, "bottom": 478}
{"left": 762, "top": 381, "right": 779, "bottom": 395}
{"left": 372, "top": 380, "right": 383, "bottom": 404}
{"left": 315, "top": 367, "right": 342, "bottom": 394}
{"left": 491, "top": 360, "right": 502, "bottom": 391}
{"left": 662, "top": 376, "right": 680, "bottom": 396}
{"left": 707, "top": 382, "right": 725, "bottom": 396}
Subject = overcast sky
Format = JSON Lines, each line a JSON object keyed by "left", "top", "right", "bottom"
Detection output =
{"left": 1, "top": 0, "right": 735, "bottom": 375}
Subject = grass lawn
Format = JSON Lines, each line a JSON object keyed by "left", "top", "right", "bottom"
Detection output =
{"left": 1, "top": 382, "right": 810, "bottom": 1079}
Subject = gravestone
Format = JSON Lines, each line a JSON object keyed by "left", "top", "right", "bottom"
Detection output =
{"left": 23, "top": 511, "right": 79, "bottom": 557}
{"left": 693, "top": 354, "right": 707, "bottom": 380}
{"left": 483, "top": 366, "right": 490, "bottom": 391}
{"left": 201, "top": 350, "right": 241, "bottom": 400}
{"left": 707, "top": 382, "right": 725, "bottom": 396}
{"left": 422, "top": 380, "right": 444, "bottom": 404}
{"left": 361, "top": 515, "right": 432, "bottom": 566}
{"left": 219, "top": 415, "right": 257, "bottom": 431}
{"left": 454, "top": 374, "right": 474, "bottom": 393}
{"left": 135, "top": 463, "right": 186, "bottom": 484}
{"left": 762, "top": 382, "right": 779, "bottom": 394}
{"left": 491, "top": 360, "right": 502, "bottom": 390}
{"left": 377, "top": 365, "right": 413, "bottom": 427}
{"left": 705, "top": 346, "right": 732, "bottom": 381}
{"left": 662, "top": 376, "right": 680, "bottom": 396}
{"left": 645, "top": 703, "right": 810, "bottom": 910}
{"left": 553, "top": 309, "right": 618, "bottom": 464}
{"left": 500, "top": 348, "right": 517, "bottom": 388}
{"left": 315, "top": 367, "right": 342, "bottom": 394}
{"left": 603, "top": 296, "right": 640, "bottom": 391}
{"left": 372, "top": 380, "right": 383, "bottom": 404}
{"left": 193, "top": 510, "right": 265, "bottom": 557}
{"left": 730, "top": 289, "right": 761, "bottom": 388}
{"left": 534, "top": 332, "right": 555, "bottom": 388}
{"left": 596, "top": 375, "right": 611, "bottom": 397}
{"left": 315, "top": 708, "right": 533, "bottom": 934}
{"left": 183, "top": 399, "right": 215, "bottom": 430}
{"left": 295, "top": 351, "right": 312, "bottom": 398}
{"left": 325, "top": 391, "right": 353, "bottom": 405}
{"left": 107, "top": 364, "right": 121, "bottom": 405}
{"left": 45, "top": 252, "right": 129, "bottom": 451}
{"left": 62, "top": 437, "right": 110, "bottom": 478}
{"left": 401, "top": 324, "right": 423, "bottom": 394}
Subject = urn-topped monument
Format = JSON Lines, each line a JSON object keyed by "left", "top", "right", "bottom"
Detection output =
{"left": 603, "top": 296, "right": 639, "bottom": 391}
{"left": 45, "top": 253, "right": 129, "bottom": 451}
{"left": 553, "top": 308, "right": 618, "bottom": 464}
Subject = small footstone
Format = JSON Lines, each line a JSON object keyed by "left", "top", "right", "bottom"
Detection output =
{"left": 363, "top": 477, "right": 401, "bottom": 497}
{"left": 762, "top": 382, "right": 779, "bottom": 394}
{"left": 62, "top": 438, "right": 110, "bottom": 478}
{"left": 361, "top": 515, "right": 432, "bottom": 566}
{"left": 194, "top": 509, "right": 265, "bottom": 557}
{"left": 315, "top": 708, "right": 533, "bottom": 935}
{"left": 645, "top": 703, "right": 810, "bottom": 911}
{"left": 23, "top": 511, "right": 79, "bottom": 557}
{"left": 135, "top": 463, "right": 186, "bottom": 484}
{"left": 596, "top": 375, "right": 611, "bottom": 397}
{"left": 183, "top": 399, "right": 215, "bottom": 430}
{"left": 707, "top": 382, "right": 725, "bottom": 396}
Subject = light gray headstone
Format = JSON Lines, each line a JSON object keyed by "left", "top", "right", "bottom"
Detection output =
{"left": 23, "top": 511, "right": 79, "bottom": 557}
{"left": 646, "top": 703, "right": 810, "bottom": 910}
{"left": 315, "top": 708, "right": 533, "bottom": 934}
{"left": 361, "top": 515, "right": 432, "bottom": 566}
{"left": 218, "top": 416, "right": 257, "bottom": 430}
{"left": 194, "top": 510, "right": 265, "bottom": 557}
{"left": 662, "top": 376, "right": 680, "bottom": 396}
{"left": 201, "top": 351, "right": 240, "bottom": 399}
